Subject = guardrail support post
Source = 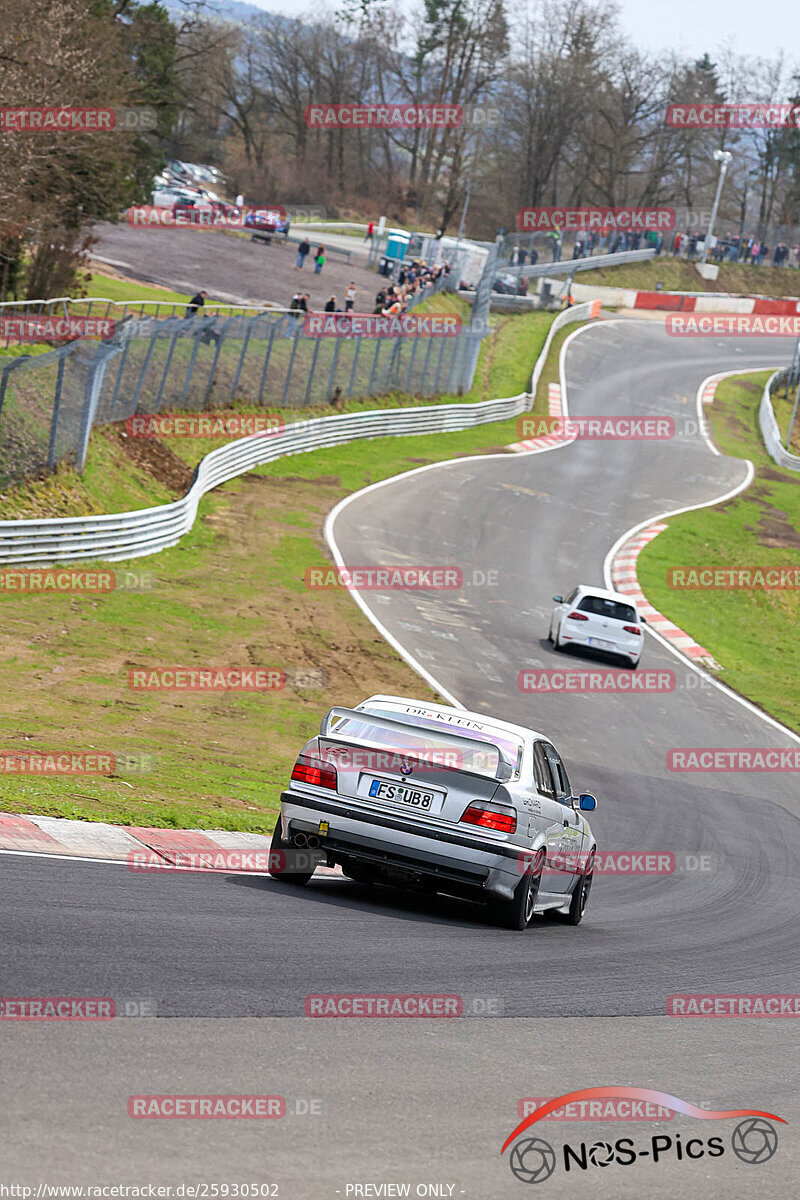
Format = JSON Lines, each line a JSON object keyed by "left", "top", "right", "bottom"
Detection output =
{"left": 46, "top": 352, "right": 68, "bottom": 469}
{"left": 77, "top": 343, "right": 119, "bottom": 473}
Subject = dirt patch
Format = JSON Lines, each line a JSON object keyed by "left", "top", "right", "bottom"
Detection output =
{"left": 758, "top": 508, "right": 800, "bottom": 549}
{"left": 101, "top": 426, "right": 194, "bottom": 494}
{"left": 278, "top": 474, "right": 341, "bottom": 486}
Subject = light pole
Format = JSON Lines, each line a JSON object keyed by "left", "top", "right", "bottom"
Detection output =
{"left": 702, "top": 149, "right": 732, "bottom": 264}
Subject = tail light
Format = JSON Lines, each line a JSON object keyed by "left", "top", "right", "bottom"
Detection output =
{"left": 623, "top": 625, "right": 642, "bottom": 636}
{"left": 460, "top": 801, "right": 517, "bottom": 834}
{"left": 568, "top": 610, "right": 589, "bottom": 621}
{"left": 291, "top": 753, "right": 337, "bottom": 790}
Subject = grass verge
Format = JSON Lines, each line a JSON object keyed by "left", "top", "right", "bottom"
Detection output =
{"left": 578, "top": 258, "right": 800, "bottom": 297}
{"left": 636, "top": 371, "right": 800, "bottom": 732}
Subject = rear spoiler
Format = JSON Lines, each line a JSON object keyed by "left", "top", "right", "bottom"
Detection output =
{"left": 319, "top": 706, "right": 514, "bottom": 783}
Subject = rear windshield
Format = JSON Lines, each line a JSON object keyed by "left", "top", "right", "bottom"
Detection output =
{"left": 577, "top": 595, "right": 637, "bottom": 623}
{"left": 330, "top": 710, "right": 518, "bottom": 779}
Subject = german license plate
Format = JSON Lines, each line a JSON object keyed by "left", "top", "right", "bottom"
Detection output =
{"left": 368, "top": 779, "right": 435, "bottom": 810}
{"left": 588, "top": 637, "right": 614, "bottom": 650}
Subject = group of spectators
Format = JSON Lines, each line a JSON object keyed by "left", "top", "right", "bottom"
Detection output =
{"left": 509, "top": 228, "right": 659, "bottom": 268}
{"left": 670, "top": 231, "right": 800, "bottom": 266}
{"left": 288, "top": 282, "right": 359, "bottom": 315}
{"left": 295, "top": 239, "right": 327, "bottom": 273}
{"left": 708, "top": 234, "right": 800, "bottom": 267}
{"left": 373, "top": 259, "right": 450, "bottom": 314}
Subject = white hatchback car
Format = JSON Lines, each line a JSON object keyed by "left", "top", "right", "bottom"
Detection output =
{"left": 549, "top": 584, "right": 645, "bottom": 667}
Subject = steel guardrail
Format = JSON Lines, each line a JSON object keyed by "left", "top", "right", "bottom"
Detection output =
{"left": 760, "top": 371, "right": 800, "bottom": 471}
{"left": 0, "top": 302, "right": 598, "bottom": 566}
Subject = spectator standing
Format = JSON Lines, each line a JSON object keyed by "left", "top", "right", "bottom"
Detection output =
{"left": 287, "top": 291, "right": 305, "bottom": 337}
{"left": 324, "top": 296, "right": 337, "bottom": 312}
{"left": 345, "top": 283, "right": 356, "bottom": 311}
{"left": 296, "top": 238, "right": 311, "bottom": 270}
{"left": 186, "top": 289, "right": 207, "bottom": 317}
{"left": 314, "top": 246, "right": 326, "bottom": 274}
{"left": 365, "top": 221, "right": 375, "bottom": 244}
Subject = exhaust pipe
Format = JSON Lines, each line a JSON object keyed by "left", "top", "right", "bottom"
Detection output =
{"left": 306, "top": 834, "right": 320, "bottom": 849}
{"left": 293, "top": 832, "right": 308, "bottom": 848}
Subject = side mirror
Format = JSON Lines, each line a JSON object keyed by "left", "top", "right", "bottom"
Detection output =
{"left": 552, "top": 594, "right": 564, "bottom": 604}
{"left": 640, "top": 615, "right": 647, "bottom": 625}
{"left": 578, "top": 793, "right": 597, "bottom": 812}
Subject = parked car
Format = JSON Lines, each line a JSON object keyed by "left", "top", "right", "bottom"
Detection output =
{"left": 244, "top": 208, "right": 291, "bottom": 238}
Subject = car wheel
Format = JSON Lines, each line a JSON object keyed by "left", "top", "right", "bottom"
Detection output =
{"left": 268, "top": 820, "right": 316, "bottom": 886}
{"left": 341, "top": 861, "right": 375, "bottom": 885}
{"left": 557, "top": 850, "right": 594, "bottom": 925}
{"left": 496, "top": 848, "right": 545, "bottom": 931}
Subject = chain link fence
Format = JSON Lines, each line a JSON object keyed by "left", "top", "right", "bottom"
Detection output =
{"left": 0, "top": 259, "right": 489, "bottom": 490}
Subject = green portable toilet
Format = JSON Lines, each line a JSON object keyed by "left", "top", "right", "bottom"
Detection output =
{"left": 386, "top": 228, "right": 410, "bottom": 261}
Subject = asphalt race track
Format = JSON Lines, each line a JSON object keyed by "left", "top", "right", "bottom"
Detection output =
{"left": 2, "top": 318, "right": 798, "bottom": 1197}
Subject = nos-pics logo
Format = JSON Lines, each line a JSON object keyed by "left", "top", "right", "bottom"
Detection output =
{"left": 502, "top": 1088, "right": 783, "bottom": 1184}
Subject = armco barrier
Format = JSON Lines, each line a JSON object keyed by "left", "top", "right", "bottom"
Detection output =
{"left": 0, "top": 302, "right": 598, "bottom": 566}
{"left": 760, "top": 371, "right": 800, "bottom": 472}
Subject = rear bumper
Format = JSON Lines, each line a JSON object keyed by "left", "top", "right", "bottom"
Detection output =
{"left": 279, "top": 789, "right": 525, "bottom": 901}
{"left": 562, "top": 626, "right": 640, "bottom": 658}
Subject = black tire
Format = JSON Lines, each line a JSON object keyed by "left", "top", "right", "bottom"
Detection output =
{"left": 341, "top": 861, "right": 375, "bottom": 885}
{"left": 496, "top": 848, "right": 545, "bottom": 931}
{"left": 557, "top": 851, "right": 594, "bottom": 925}
{"left": 268, "top": 820, "right": 315, "bottom": 886}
